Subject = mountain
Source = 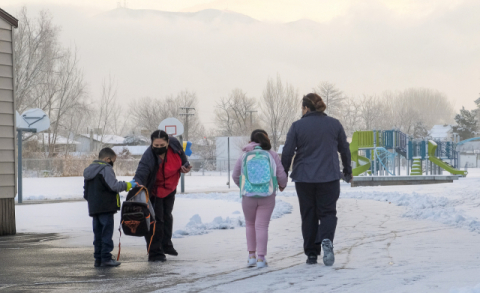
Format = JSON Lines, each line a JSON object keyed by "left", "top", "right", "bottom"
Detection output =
{"left": 96, "top": 7, "right": 259, "bottom": 25}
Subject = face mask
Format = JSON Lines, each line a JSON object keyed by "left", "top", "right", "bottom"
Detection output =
{"left": 108, "top": 160, "right": 114, "bottom": 167}
{"left": 153, "top": 146, "right": 168, "bottom": 156}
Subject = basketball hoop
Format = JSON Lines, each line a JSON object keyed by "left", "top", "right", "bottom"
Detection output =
{"left": 159, "top": 118, "right": 184, "bottom": 137}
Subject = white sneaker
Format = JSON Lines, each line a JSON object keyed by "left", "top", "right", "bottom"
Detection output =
{"left": 256, "top": 258, "right": 268, "bottom": 268}
{"left": 247, "top": 256, "right": 256, "bottom": 267}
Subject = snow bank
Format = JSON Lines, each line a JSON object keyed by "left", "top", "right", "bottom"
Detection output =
{"left": 173, "top": 192, "right": 293, "bottom": 238}
{"left": 341, "top": 190, "right": 480, "bottom": 233}
{"left": 451, "top": 283, "right": 480, "bottom": 293}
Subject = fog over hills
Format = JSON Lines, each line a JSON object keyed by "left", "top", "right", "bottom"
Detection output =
{"left": 5, "top": 3, "right": 480, "bottom": 128}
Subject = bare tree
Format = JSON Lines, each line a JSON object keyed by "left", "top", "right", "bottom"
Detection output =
{"left": 215, "top": 89, "right": 259, "bottom": 136}
{"left": 129, "top": 90, "right": 205, "bottom": 142}
{"left": 314, "top": 81, "right": 345, "bottom": 118}
{"left": 14, "top": 8, "right": 88, "bottom": 157}
{"left": 338, "top": 96, "right": 361, "bottom": 137}
{"left": 358, "top": 95, "right": 385, "bottom": 130}
{"left": 261, "top": 75, "right": 299, "bottom": 151}
{"left": 94, "top": 75, "right": 128, "bottom": 138}
{"left": 14, "top": 7, "right": 61, "bottom": 112}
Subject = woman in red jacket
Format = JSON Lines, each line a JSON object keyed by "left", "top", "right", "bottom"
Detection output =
{"left": 134, "top": 130, "right": 191, "bottom": 262}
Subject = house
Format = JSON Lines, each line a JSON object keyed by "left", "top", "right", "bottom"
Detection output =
{"left": 0, "top": 8, "right": 18, "bottom": 235}
{"left": 25, "top": 133, "right": 80, "bottom": 154}
{"left": 75, "top": 133, "right": 126, "bottom": 153}
{"left": 429, "top": 125, "right": 454, "bottom": 141}
{"left": 456, "top": 137, "right": 480, "bottom": 168}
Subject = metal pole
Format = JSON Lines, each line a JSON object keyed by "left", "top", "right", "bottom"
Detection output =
{"left": 227, "top": 137, "right": 231, "bottom": 188}
{"left": 392, "top": 130, "right": 396, "bottom": 175}
{"left": 17, "top": 129, "right": 23, "bottom": 204}
{"left": 373, "top": 130, "right": 377, "bottom": 176}
{"left": 180, "top": 134, "right": 185, "bottom": 193}
{"left": 407, "top": 137, "right": 410, "bottom": 176}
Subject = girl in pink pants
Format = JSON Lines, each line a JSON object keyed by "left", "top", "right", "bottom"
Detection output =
{"left": 232, "top": 130, "right": 288, "bottom": 268}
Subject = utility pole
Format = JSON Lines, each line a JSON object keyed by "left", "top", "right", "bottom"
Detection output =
{"left": 179, "top": 107, "right": 195, "bottom": 194}
{"left": 179, "top": 107, "right": 195, "bottom": 141}
{"left": 246, "top": 110, "right": 257, "bottom": 130}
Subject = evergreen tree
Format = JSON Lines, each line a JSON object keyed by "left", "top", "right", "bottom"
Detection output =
{"left": 453, "top": 107, "right": 477, "bottom": 140}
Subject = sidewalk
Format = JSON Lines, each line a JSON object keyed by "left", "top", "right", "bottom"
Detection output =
{"left": 2, "top": 196, "right": 480, "bottom": 292}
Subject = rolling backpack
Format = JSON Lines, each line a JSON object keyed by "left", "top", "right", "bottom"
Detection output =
{"left": 239, "top": 146, "right": 278, "bottom": 198}
{"left": 117, "top": 186, "right": 156, "bottom": 260}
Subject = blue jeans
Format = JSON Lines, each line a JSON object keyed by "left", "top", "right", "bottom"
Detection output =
{"left": 92, "top": 213, "right": 114, "bottom": 261}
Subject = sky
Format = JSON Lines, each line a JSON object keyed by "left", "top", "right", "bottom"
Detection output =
{"left": 3, "top": 0, "right": 480, "bottom": 129}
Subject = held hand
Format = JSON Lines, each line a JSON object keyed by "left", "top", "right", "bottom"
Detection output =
{"left": 344, "top": 173, "right": 353, "bottom": 183}
{"left": 129, "top": 180, "right": 138, "bottom": 188}
{"left": 279, "top": 186, "right": 286, "bottom": 192}
{"left": 181, "top": 165, "right": 192, "bottom": 173}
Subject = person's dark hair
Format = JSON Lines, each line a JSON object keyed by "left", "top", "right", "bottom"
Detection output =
{"left": 250, "top": 129, "right": 271, "bottom": 150}
{"left": 150, "top": 130, "right": 169, "bottom": 144}
{"left": 303, "top": 93, "right": 327, "bottom": 112}
{"left": 99, "top": 147, "right": 116, "bottom": 160}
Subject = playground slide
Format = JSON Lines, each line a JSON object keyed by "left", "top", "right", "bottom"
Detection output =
{"left": 429, "top": 156, "right": 467, "bottom": 176}
{"left": 353, "top": 155, "right": 371, "bottom": 176}
{"left": 428, "top": 141, "right": 467, "bottom": 177}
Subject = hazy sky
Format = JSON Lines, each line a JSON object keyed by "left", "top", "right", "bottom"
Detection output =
{"left": 3, "top": 0, "right": 480, "bottom": 129}
{"left": 4, "top": 0, "right": 467, "bottom": 22}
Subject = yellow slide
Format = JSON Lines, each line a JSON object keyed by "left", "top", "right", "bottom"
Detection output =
{"left": 428, "top": 140, "right": 467, "bottom": 177}
{"left": 350, "top": 132, "right": 372, "bottom": 176}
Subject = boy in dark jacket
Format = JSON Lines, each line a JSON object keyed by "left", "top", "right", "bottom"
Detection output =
{"left": 83, "top": 147, "right": 137, "bottom": 267}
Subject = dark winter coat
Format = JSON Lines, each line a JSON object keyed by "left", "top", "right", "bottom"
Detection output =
{"left": 133, "top": 136, "right": 189, "bottom": 198}
{"left": 281, "top": 111, "right": 352, "bottom": 183}
{"left": 83, "top": 161, "right": 128, "bottom": 216}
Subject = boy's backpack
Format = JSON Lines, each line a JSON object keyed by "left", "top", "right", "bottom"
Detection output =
{"left": 239, "top": 146, "right": 278, "bottom": 198}
{"left": 117, "top": 186, "right": 156, "bottom": 261}
{"left": 121, "top": 186, "right": 155, "bottom": 237}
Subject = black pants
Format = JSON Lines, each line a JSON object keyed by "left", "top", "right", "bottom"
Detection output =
{"left": 295, "top": 180, "right": 340, "bottom": 256}
{"left": 92, "top": 213, "right": 114, "bottom": 261}
{"left": 145, "top": 190, "right": 176, "bottom": 258}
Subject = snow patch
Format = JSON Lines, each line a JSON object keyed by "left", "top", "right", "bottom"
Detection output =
{"left": 450, "top": 283, "right": 480, "bottom": 293}
{"left": 341, "top": 191, "right": 480, "bottom": 233}
{"left": 173, "top": 197, "right": 292, "bottom": 238}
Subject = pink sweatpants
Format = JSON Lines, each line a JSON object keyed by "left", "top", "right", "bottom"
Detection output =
{"left": 242, "top": 195, "right": 276, "bottom": 256}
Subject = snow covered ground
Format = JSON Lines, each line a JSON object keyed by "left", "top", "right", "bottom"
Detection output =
{"left": 11, "top": 170, "right": 480, "bottom": 292}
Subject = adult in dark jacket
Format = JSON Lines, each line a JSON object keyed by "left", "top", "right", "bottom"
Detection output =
{"left": 281, "top": 93, "right": 352, "bottom": 266}
{"left": 134, "top": 130, "right": 191, "bottom": 262}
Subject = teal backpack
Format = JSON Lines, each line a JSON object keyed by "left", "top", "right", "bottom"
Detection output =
{"left": 240, "top": 146, "right": 278, "bottom": 198}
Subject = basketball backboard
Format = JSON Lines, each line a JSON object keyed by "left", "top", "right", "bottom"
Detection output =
{"left": 159, "top": 117, "right": 184, "bottom": 137}
{"left": 16, "top": 108, "right": 50, "bottom": 132}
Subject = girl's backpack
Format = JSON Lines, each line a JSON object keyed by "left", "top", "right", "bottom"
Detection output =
{"left": 121, "top": 186, "right": 155, "bottom": 237}
{"left": 240, "top": 146, "right": 278, "bottom": 198}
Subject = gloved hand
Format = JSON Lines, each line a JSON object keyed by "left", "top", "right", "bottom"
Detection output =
{"left": 129, "top": 180, "right": 137, "bottom": 188}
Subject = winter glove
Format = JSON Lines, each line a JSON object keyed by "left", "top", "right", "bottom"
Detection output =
{"left": 126, "top": 180, "right": 137, "bottom": 191}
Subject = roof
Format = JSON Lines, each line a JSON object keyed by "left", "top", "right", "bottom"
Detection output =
{"left": 33, "top": 133, "right": 80, "bottom": 145}
{"left": 79, "top": 134, "right": 126, "bottom": 145}
{"left": 428, "top": 125, "right": 452, "bottom": 139}
{"left": 0, "top": 8, "right": 19, "bottom": 28}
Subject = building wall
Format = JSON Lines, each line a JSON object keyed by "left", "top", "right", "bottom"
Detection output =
{"left": 0, "top": 17, "right": 16, "bottom": 200}
{"left": 0, "top": 15, "right": 16, "bottom": 235}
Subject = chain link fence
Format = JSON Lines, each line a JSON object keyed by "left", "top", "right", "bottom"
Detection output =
{"left": 21, "top": 158, "right": 240, "bottom": 177}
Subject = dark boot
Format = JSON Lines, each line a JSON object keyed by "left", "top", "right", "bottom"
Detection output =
{"left": 163, "top": 246, "right": 178, "bottom": 256}
{"left": 306, "top": 253, "right": 318, "bottom": 265}
{"left": 101, "top": 259, "right": 121, "bottom": 267}
{"left": 94, "top": 259, "right": 101, "bottom": 267}
{"left": 149, "top": 254, "right": 167, "bottom": 262}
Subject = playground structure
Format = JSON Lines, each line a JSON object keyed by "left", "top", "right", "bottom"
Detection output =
{"left": 349, "top": 130, "right": 467, "bottom": 186}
